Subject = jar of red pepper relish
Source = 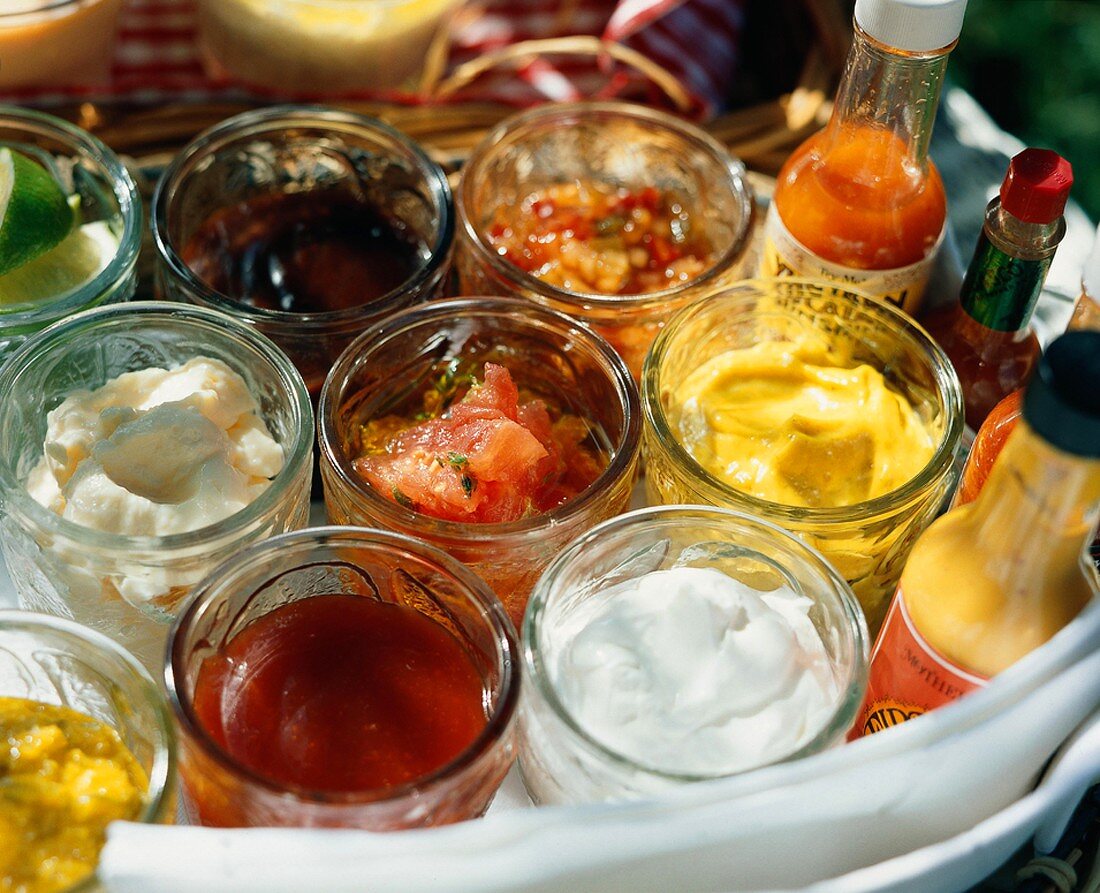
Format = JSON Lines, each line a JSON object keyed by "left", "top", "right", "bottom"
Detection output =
{"left": 455, "top": 102, "right": 755, "bottom": 380}
{"left": 318, "top": 297, "right": 641, "bottom": 629}
{"left": 166, "top": 526, "right": 519, "bottom": 829}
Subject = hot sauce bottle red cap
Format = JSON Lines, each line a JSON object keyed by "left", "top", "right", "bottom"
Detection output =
{"left": 1000, "top": 149, "right": 1074, "bottom": 225}
{"left": 1023, "top": 331, "right": 1100, "bottom": 458}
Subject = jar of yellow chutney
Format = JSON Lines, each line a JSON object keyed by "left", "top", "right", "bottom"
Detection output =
{"left": 0, "top": 611, "right": 176, "bottom": 893}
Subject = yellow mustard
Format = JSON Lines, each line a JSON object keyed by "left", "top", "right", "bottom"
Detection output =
{"left": 1, "top": 697, "right": 147, "bottom": 893}
{"left": 672, "top": 338, "right": 935, "bottom": 508}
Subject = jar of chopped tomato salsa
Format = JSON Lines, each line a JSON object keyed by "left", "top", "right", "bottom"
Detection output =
{"left": 456, "top": 102, "right": 755, "bottom": 380}
{"left": 167, "top": 526, "right": 518, "bottom": 829}
{"left": 318, "top": 297, "right": 641, "bottom": 628}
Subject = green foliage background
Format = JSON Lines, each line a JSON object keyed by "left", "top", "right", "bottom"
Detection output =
{"left": 950, "top": 0, "right": 1100, "bottom": 220}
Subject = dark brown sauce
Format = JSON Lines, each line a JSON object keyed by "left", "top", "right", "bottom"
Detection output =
{"left": 181, "top": 191, "right": 428, "bottom": 314}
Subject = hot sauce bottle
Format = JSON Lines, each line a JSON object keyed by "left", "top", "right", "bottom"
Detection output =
{"left": 857, "top": 332, "right": 1100, "bottom": 736}
{"left": 924, "top": 149, "right": 1072, "bottom": 435}
{"left": 763, "top": 0, "right": 968, "bottom": 314}
{"left": 954, "top": 221, "right": 1099, "bottom": 512}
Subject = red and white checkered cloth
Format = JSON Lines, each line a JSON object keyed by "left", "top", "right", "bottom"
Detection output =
{"left": 3, "top": 0, "right": 745, "bottom": 117}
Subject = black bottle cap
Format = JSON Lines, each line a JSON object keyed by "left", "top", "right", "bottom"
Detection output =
{"left": 1023, "top": 331, "right": 1100, "bottom": 458}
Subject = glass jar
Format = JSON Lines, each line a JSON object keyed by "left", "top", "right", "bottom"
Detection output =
{"left": 318, "top": 297, "right": 641, "bottom": 628}
{"left": 195, "top": 0, "right": 461, "bottom": 94}
{"left": 521, "top": 505, "right": 868, "bottom": 805}
{"left": 0, "top": 106, "right": 141, "bottom": 361}
{"left": 0, "top": 302, "right": 314, "bottom": 672}
{"left": 642, "top": 279, "right": 963, "bottom": 635}
{"left": 456, "top": 101, "right": 755, "bottom": 379}
{"left": 0, "top": 609, "right": 176, "bottom": 892}
{"left": 167, "top": 525, "right": 519, "bottom": 829}
{"left": 0, "top": 0, "right": 124, "bottom": 89}
{"left": 153, "top": 105, "right": 454, "bottom": 397}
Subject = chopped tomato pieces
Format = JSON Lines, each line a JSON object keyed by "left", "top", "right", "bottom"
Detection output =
{"left": 354, "top": 364, "right": 606, "bottom": 523}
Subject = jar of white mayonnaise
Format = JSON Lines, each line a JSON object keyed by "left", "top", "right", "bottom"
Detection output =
{"left": 520, "top": 505, "right": 869, "bottom": 805}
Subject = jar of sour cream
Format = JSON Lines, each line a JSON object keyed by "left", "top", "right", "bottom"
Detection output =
{"left": 520, "top": 505, "right": 868, "bottom": 805}
{"left": 642, "top": 279, "right": 964, "bottom": 634}
{"left": 0, "top": 302, "right": 314, "bottom": 672}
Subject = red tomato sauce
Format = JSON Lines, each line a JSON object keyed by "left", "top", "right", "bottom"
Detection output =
{"left": 192, "top": 595, "right": 487, "bottom": 793}
{"left": 353, "top": 363, "right": 607, "bottom": 523}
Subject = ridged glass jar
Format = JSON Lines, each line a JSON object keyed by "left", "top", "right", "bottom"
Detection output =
{"left": 642, "top": 279, "right": 963, "bottom": 634}
{"left": 0, "top": 302, "right": 314, "bottom": 671}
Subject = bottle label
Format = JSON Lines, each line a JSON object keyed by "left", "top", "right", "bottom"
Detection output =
{"left": 856, "top": 587, "right": 987, "bottom": 738}
{"left": 959, "top": 232, "right": 1051, "bottom": 332}
{"left": 762, "top": 203, "right": 941, "bottom": 314}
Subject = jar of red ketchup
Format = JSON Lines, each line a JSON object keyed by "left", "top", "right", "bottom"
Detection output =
{"left": 165, "top": 526, "right": 519, "bottom": 829}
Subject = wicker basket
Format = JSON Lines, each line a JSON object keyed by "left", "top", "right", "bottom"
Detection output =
{"left": 54, "top": 0, "right": 850, "bottom": 175}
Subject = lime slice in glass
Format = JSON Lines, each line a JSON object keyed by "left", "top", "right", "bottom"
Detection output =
{"left": 0, "top": 222, "right": 119, "bottom": 305}
{"left": 0, "top": 147, "right": 78, "bottom": 277}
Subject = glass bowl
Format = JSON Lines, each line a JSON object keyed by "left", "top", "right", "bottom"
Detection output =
{"left": 318, "top": 296, "right": 641, "bottom": 628}
{"left": 0, "top": 302, "right": 314, "bottom": 672}
{"left": 195, "top": 0, "right": 462, "bottom": 94}
{"left": 520, "top": 505, "right": 868, "bottom": 805}
{"left": 642, "top": 278, "right": 964, "bottom": 634}
{"left": 0, "top": 609, "right": 176, "bottom": 892}
{"left": 0, "top": 0, "right": 124, "bottom": 89}
{"left": 456, "top": 101, "right": 755, "bottom": 379}
{"left": 167, "top": 525, "right": 519, "bottom": 829}
{"left": 0, "top": 106, "right": 141, "bottom": 361}
{"left": 153, "top": 105, "right": 453, "bottom": 397}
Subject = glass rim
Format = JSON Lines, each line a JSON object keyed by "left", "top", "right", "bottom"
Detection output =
{"left": 151, "top": 104, "right": 454, "bottom": 328}
{"left": 0, "top": 301, "right": 314, "bottom": 552}
{"left": 457, "top": 100, "right": 756, "bottom": 309}
{"left": 0, "top": 0, "right": 92, "bottom": 20}
{"left": 0, "top": 105, "right": 141, "bottom": 324}
{"left": 197, "top": 0, "right": 459, "bottom": 7}
{"left": 522, "top": 504, "right": 869, "bottom": 783}
{"left": 641, "top": 278, "right": 965, "bottom": 524}
{"left": 165, "top": 524, "right": 521, "bottom": 806}
{"left": 0, "top": 609, "right": 177, "bottom": 830}
{"left": 318, "top": 295, "right": 642, "bottom": 544}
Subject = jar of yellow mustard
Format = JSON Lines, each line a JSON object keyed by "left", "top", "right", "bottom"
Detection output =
{"left": 642, "top": 279, "right": 963, "bottom": 633}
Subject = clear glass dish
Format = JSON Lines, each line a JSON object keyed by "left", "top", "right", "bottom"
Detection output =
{"left": 520, "top": 505, "right": 868, "bottom": 805}
{"left": 642, "top": 278, "right": 964, "bottom": 634}
{"left": 0, "top": 609, "right": 176, "bottom": 892}
{"left": 0, "top": 0, "right": 124, "bottom": 88}
{"left": 195, "top": 0, "right": 461, "bottom": 94}
{"left": 456, "top": 101, "right": 755, "bottom": 379}
{"left": 0, "top": 302, "right": 314, "bottom": 671}
{"left": 167, "top": 525, "right": 519, "bottom": 829}
{"left": 318, "top": 296, "right": 641, "bottom": 628}
{"left": 0, "top": 106, "right": 141, "bottom": 360}
{"left": 153, "top": 105, "right": 453, "bottom": 397}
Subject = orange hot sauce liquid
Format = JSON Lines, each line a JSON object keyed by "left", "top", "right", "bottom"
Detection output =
{"left": 774, "top": 124, "right": 947, "bottom": 270}
{"left": 192, "top": 595, "right": 487, "bottom": 793}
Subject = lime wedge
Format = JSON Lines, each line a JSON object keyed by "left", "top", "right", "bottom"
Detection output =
{"left": 0, "top": 221, "right": 118, "bottom": 305}
{"left": 0, "top": 147, "right": 77, "bottom": 278}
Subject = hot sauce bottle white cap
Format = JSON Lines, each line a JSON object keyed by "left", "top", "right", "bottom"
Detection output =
{"left": 855, "top": 0, "right": 969, "bottom": 52}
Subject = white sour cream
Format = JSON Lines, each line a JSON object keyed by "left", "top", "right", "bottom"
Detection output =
{"left": 27, "top": 357, "right": 284, "bottom": 537}
{"left": 550, "top": 566, "right": 840, "bottom": 776}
